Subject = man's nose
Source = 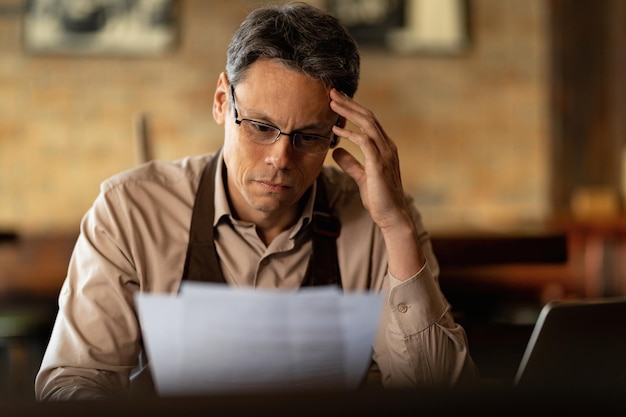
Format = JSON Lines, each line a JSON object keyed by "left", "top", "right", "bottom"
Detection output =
{"left": 265, "top": 133, "right": 295, "bottom": 169}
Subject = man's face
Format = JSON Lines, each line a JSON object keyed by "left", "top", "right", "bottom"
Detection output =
{"left": 213, "top": 60, "right": 337, "bottom": 225}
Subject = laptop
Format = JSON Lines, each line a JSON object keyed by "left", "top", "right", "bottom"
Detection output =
{"left": 513, "top": 297, "right": 626, "bottom": 390}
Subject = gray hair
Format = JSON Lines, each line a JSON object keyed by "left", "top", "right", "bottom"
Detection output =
{"left": 226, "top": 2, "right": 360, "bottom": 97}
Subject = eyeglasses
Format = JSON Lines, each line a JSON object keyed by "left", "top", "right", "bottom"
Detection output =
{"left": 230, "top": 85, "right": 338, "bottom": 154}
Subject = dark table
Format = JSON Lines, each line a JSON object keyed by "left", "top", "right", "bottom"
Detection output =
{"left": 4, "top": 386, "right": 625, "bottom": 417}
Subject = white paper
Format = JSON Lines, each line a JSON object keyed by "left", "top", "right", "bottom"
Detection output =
{"left": 341, "top": 293, "right": 385, "bottom": 389}
{"left": 135, "top": 294, "right": 184, "bottom": 394}
{"left": 135, "top": 283, "right": 382, "bottom": 396}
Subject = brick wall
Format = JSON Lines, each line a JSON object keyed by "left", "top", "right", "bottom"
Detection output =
{"left": 0, "top": 0, "right": 549, "bottom": 234}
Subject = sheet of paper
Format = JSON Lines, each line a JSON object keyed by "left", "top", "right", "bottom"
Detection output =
{"left": 135, "top": 294, "right": 184, "bottom": 394}
{"left": 135, "top": 284, "right": 382, "bottom": 396}
{"left": 341, "top": 293, "right": 385, "bottom": 389}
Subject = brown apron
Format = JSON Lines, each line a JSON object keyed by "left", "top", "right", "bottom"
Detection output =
{"left": 131, "top": 152, "right": 342, "bottom": 396}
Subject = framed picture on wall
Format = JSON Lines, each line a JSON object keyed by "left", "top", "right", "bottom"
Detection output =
{"left": 327, "top": 0, "right": 469, "bottom": 54}
{"left": 23, "top": 0, "right": 179, "bottom": 56}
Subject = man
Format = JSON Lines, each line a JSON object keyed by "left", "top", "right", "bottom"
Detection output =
{"left": 35, "top": 2, "right": 478, "bottom": 400}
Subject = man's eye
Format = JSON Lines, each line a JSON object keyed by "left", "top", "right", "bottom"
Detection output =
{"left": 300, "top": 134, "right": 326, "bottom": 142}
{"left": 249, "top": 121, "right": 275, "bottom": 134}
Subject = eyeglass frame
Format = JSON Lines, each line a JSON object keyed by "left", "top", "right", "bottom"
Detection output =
{"left": 230, "top": 85, "right": 340, "bottom": 154}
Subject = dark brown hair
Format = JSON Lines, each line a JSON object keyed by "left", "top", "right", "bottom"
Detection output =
{"left": 226, "top": 2, "right": 360, "bottom": 97}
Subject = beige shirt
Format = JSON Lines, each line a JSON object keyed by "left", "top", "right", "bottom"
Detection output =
{"left": 35, "top": 152, "right": 478, "bottom": 400}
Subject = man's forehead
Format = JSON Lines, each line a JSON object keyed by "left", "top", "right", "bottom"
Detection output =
{"left": 237, "top": 60, "right": 328, "bottom": 93}
{"left": 234, "top": 65, "right": 336, "bottom": 126}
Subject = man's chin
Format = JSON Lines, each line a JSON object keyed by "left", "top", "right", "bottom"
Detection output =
{"left": 248, "top": 196, "right": 284, "bottom": 213}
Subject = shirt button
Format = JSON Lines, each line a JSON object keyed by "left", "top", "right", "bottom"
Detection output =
{"left": 397, "top": 303, "right": 409, "bottom": 313}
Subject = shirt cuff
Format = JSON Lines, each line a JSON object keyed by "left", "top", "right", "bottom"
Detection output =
{"left": 387, "top": 261, "right": 448, "bottom": 335}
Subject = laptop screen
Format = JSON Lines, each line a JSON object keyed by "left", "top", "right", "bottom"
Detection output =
{"left": 514, "top": 297, "right": 626, "bottom": 390}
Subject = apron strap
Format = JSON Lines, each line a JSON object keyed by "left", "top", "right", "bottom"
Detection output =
{"left": 181, "top": 152, "right": 342, "bottom": 288}
{"left": 180, "top": 154, "right": 224, "bottom": 284}
{"left": 301, "top": 176, "right": 342, "bottom": 288}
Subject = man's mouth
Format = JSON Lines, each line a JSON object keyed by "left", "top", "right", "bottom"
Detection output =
{"left": 256, "top": 180, "right": 293, "bottom": 192}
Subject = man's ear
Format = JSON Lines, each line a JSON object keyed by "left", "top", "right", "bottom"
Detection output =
{"left": 213, "top": 72, "right": 230, "bottom": 125}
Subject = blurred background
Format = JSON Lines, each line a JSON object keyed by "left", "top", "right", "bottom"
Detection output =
{"left": 1, "top": 0, "right": 625, "bottom": 401}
